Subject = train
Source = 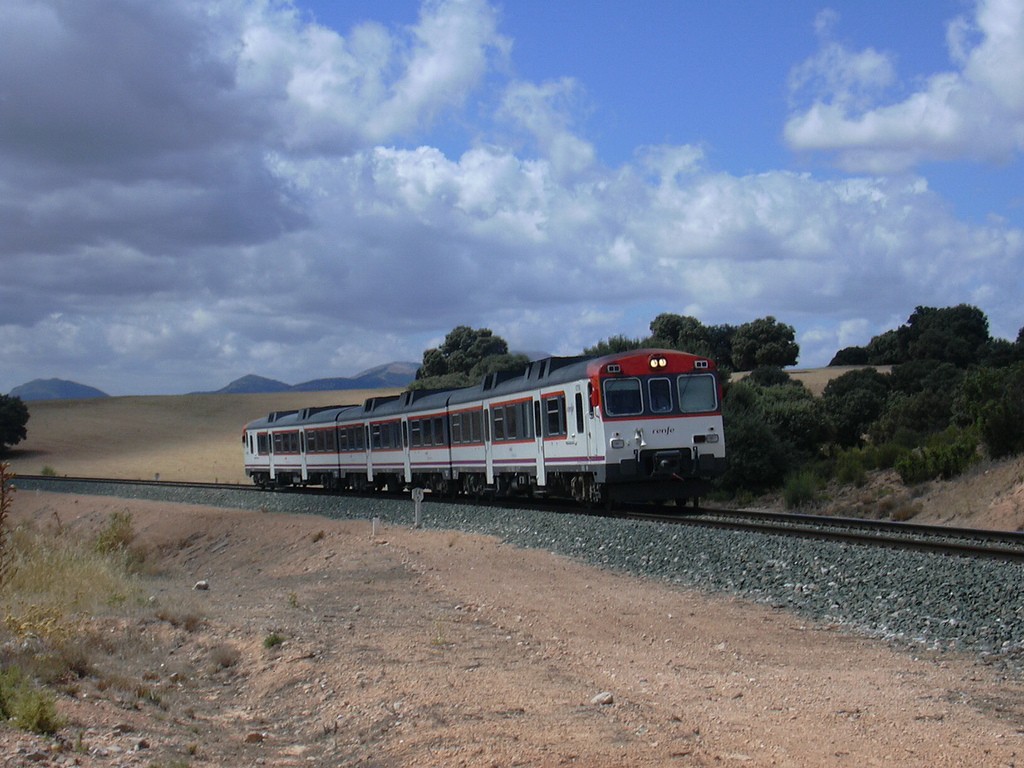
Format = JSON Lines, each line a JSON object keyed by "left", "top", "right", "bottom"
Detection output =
{"left": 242, "top": 348, "right": 726, "bottom": 506}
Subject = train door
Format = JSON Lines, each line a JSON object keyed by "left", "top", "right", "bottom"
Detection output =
{"left": 364, "top": 424, "right": 374, "bottom": 484}
{"left": 268, "top": 430, "right": 278, "bottom": 481}
{"left": 299, "top": 430, "right": 309, "bottom": 483}
{"left": 574, "top": 384, "right": 593, "bottom": 458}
{"left": 483, "top": 406, "right": 494, "bottom": 485}
{"left": 402, "top": 419, "right": 412, "bottom": 484}
{"left": 533, "top": 398, "right": 547, "bottom": 487}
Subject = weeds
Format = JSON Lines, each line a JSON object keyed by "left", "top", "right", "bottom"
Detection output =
{"left": 0, "top": 462, "right": 13, "bottom": 587}
{"left": 783, "top": 470, "right": 819, "bottom": 509}
{"left": 263, "top": 632, "right": 285, "bottom": 649}
{"left": 0, "top": 507, "right": 151, "bottom": 733}
{"left": 0, "top": 667, "right": 63, "bottom": 735}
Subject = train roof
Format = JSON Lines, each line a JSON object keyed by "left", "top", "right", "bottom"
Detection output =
{"left": 243, "top": 404, "right": 359, "bottom": 430}
{"left": 244, "top": 348, "right": 714, "bottom": 428}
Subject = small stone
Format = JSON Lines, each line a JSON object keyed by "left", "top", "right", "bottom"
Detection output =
{"left": 591, "top": 691, "right": 614, "bottom": 706}
{"left": 245, "top": 732, "right": 265, "bottom": 744}
{"left": 193, "top": 580, "right": 210, "bottom": 591}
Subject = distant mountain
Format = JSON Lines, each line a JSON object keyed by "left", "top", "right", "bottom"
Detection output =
{"left": 212, "top": 375, "right": 293, "bottom": 395}
{"left": 204, "top": 362, "right": 420, "bottom": 395}
{"left": 293, "top": 361, "right": 420, "bottom": 392}
{"left": 10, "top": 378, "right": 109, "bottom": 401}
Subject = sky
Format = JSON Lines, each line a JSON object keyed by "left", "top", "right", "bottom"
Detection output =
{"left": 1, "top": 0, "right": 1022, "bottom": 396}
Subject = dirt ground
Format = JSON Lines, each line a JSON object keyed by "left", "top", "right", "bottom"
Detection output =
{"left": 3, "top": 491, "right": 1024, "bottom": 767}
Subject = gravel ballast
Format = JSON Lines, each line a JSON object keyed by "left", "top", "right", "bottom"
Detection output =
{"left": 18, "top": 478, "right": 1024, "bottom": 666}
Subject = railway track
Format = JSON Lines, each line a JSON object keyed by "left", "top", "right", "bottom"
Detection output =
{"left": 628, "top": 507, "right": 1024, "bottom": 563}
{"left": 16, "top": 473, "right": 1024, "bottom": 563}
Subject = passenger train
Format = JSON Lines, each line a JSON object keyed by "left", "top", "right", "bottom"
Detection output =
{"left": 242, "top": 349, "right": 726, "bottom": 506}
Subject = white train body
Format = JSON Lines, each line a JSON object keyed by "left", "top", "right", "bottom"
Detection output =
{"left": 243, "top": 349, "right": 726, "bottom": 504}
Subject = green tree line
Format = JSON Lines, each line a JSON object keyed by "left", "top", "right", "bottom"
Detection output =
{"left": 415, "top": 305, "right": 1024, "bottom": 502}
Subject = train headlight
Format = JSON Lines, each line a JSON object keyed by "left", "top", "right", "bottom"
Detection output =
{"left": 648, "top": 355, "right": 668, "bottom": 369}
{"left": 704, "top": 433, "right": 719, "bottom": 443}
{"left": 610, "top": 437, "right": 625, "bottom": 449}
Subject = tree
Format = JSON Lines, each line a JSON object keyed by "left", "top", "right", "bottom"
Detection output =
{"left": 413, "top": 326, "right": 523, "bottom": 390}
{"left": 731, "top": 316, "right": 799, "bottom": 371}
{"left": 897, "top": 304, "right": 990, "bottom": 367}
{"left": 821, "top": 368, "right": 891, "bottom": 447}
{"left": 648, "top": 313, "right": 736, "bottom": 369}
{"left": 417, "top": 325, "right": 509, "bottom": 380}
{"left": 583, "top": 335, "right": 646, "bottom": 356}
{"left": 718, "top": 382, "right": 791, "bottom": 492}
{"left": 0, "top": 395, "right": 29, "bottom": 454}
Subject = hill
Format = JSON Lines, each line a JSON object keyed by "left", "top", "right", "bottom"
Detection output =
{"left": 205, "top": 361, "right": 419, "bottom": 395}
{"left": 9, "top": 378, "right": 109, "bottom": 401}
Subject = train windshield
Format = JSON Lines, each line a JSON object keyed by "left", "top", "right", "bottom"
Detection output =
{"left": 603, "top": 378, "right": 644, "bottom": 416}
{"left": 602, "top": 373, "right": 718, "bottom": 417}
{"left": 678, "top": 373, "right": 718, "bottom": 413}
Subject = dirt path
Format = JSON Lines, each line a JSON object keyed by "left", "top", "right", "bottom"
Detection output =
{"left": 3, "top": 492, "right": 1023, "bottom": 766}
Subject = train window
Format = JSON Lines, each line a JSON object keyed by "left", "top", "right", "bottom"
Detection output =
{"left": 677, "top": 374, "right": 718, "bottom": 413}
{"left": 451, "top": 414, "right": 463, "bottom": 444}
{"left": 603, "top": 378, "right": 643, "bottom": 416}
{"left": 505, "top": 404, "right": 518, "bottom": 439}
{"left": 544, "top": 396, "right": 567, "bottom": 437}
{"left": 258, "top": 434, "right": 269, "bottom": 454}
{"left": 492, "top": 408, "right": 505, "bottom": 440}
{"left": 649, "top": 378, "right": 673, "bottom": 414}
{"left": 575, "top": 393, "right": 585, "bottom": 433}
{"left": 433, "top": 417, "right": 444, "bottom": 445}
{"left": 410, "top": 420, "right": 422, "bottom": 447}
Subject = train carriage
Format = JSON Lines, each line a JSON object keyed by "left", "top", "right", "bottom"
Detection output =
{"left": 243, "top": 348, "right": 726, "bottom": 505}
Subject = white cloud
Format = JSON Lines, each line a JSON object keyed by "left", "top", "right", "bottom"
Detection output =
{"left": 785, "top": 0, "right": 1024, "bottom": 172}
{"left": 1, "top": 0, "right": 1022, "bottom": 394}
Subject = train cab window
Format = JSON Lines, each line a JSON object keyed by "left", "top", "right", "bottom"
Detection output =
{"left": 602, "top": 378, "right": 643, "bottom": 416}
{"left": 649, "top": 378, "right": 673, "bottom": 414}
{"left": 678, "top": 374, "right": 718, "bottom": 413}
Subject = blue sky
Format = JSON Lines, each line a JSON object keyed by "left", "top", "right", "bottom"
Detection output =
{"left": 1, "top": 0, "right": 1022, "bottom": 395}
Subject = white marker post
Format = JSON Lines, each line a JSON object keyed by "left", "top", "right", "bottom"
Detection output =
{"left": 411, "top": 487, "right": 425, "bottom": 528}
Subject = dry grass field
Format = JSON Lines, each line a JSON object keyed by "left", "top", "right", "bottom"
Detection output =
{"left": 5, "top": 388, "right": 402, "bottom": 484}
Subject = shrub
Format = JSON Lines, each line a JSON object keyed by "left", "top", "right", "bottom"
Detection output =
{"left": 834, "top": 449, "right": 867, "bottom": 487}
{"left": 263, "top": 632, "right": 285, "bottom": 649}
{"left": 94, "top": 511, "right": 135, "bottom": 555}
{"left": 0, "top": 667, "right": 63, "bottom": 735}
{"left": 783, "top": 470, "right": 819, "bottom": 509}
{"left": 895, "top": 429, "right": 979, "bottom": 484}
